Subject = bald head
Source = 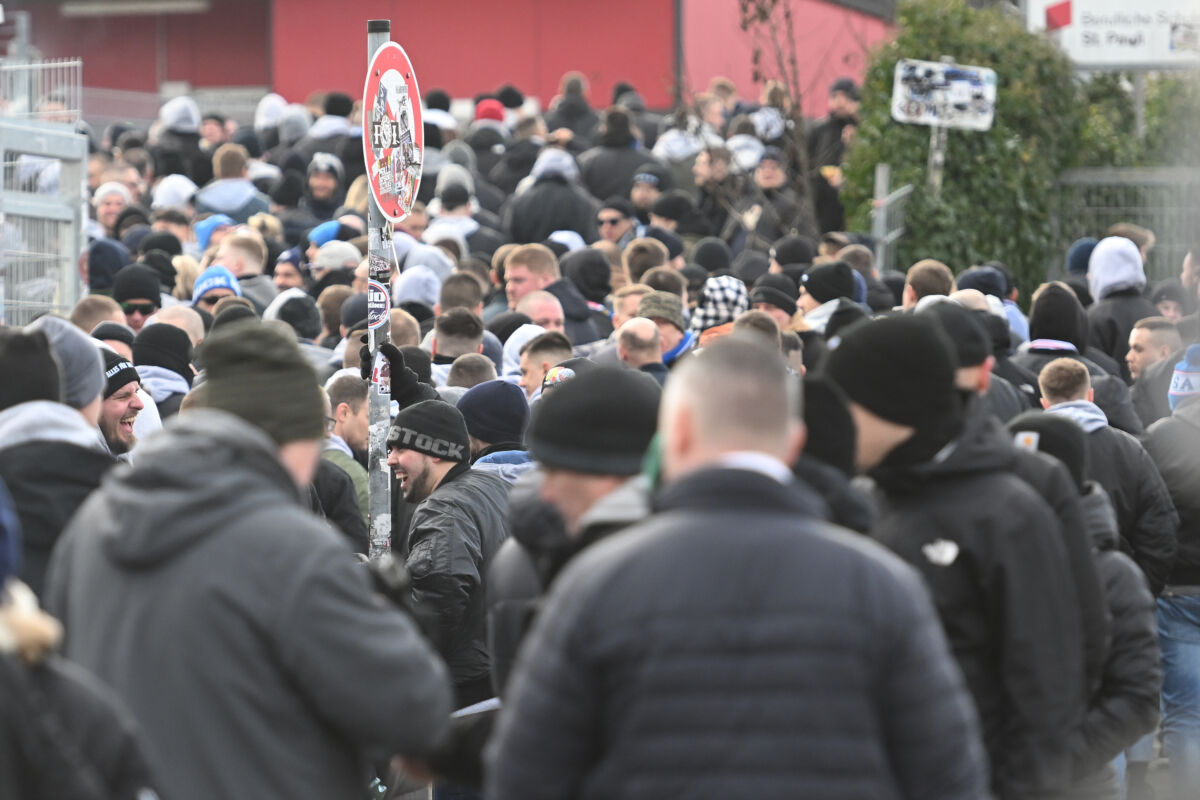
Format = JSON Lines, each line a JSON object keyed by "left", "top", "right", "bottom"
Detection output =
{"left": 616, "top": 317, "right": 662, "bottom": 368}
{"left": 153, "top": 305, "right": 205, "bottom": 345}
{"left": 516, "top": 290, "right": 565, "bottom": 334}
{"left": 949, "top": 289, "right": 989, "bottom": 312}
{"left": 661, "top": 335, "right": 801, "bottom": 480}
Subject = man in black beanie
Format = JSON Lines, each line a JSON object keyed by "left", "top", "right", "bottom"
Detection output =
{"left": 133, "top": 323, "right": 194, "bottom": 419}
{"left": 98, "top": 348, "right": 144, "bottom": 457}
{"left": 751, "top": 273, "right": 799, "bottom": 329}
{"left": 490, "top": 335, "right": 989, "bottom": 799}
{"left": 46, "top": 320, "right": 453, "bottom": 800}
{"left": 919, "top": 300, "right": 1029, "bottom": 424}
{"left": 798, "top": 260, "right": 858, "bottom": 336}
{"left": 386, "top": 399, "right": 510, "bottom": 708}
{"left": 824, "top": 314, "right": 1087, "bottom": 800}
{"left": 111, "top": 264, "right": 163, "bottom": 333}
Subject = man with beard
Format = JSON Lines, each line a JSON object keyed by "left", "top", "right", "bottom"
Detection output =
{"left": 98, "top": 349, "right": 145, "bottom": 458}
{"left": 385, "top": 400, "right": 510, "bottom": 710}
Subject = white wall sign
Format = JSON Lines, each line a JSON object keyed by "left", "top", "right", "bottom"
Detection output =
{"left": 891, "top": 59, "right": 997, "bottom": 131}
{"left": 1026, "top": 0, "right": 1200, "bottom": 68}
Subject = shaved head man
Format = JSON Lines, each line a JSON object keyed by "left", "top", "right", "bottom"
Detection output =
{"left": 515, "top": 291, "right": 565, "bottom": 334}
{"left": 153, "top": 305, "right": 206, "bottom": 347}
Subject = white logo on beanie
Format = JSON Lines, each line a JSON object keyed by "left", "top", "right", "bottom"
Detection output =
{"left": 922, "top": 539, "right": 960, "bottom": 567}
{"left": 392, "top": 426, "right": 466, "bottom": 461}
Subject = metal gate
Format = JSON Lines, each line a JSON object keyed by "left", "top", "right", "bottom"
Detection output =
{"left": 1051, "top": 168, "right": 1200, "bottom": 283}
{"left": 870, "top": 163, "right": 914, "bottom": 275}
{"left": 0, "top": 58, "right": 88, "bottom": 326}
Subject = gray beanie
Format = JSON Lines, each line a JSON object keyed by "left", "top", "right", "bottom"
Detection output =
{"left": 27, "top": 316, "right": 104, "bottom": 409}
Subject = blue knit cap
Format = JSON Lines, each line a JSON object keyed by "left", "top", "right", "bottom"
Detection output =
{"left": 307, "top": 220, "right": 341, "bottom": 248}
{"left": 1169, "top": 344, "right": 1200, "bottom": 410}
{"left": 194, "top": 213, "right": 235, "bottom": 253}
{"left": 457, "top": 380, "right": 529, "bottom": 446}
{"left": 191, "top": 265, "right": 243, "bottom": 306}
{"left": 1066, "top": 237, "right": 1099, "bottom": 276}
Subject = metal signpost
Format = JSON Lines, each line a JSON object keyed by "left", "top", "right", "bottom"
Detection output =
{"left": 891, "top": 57, "right": 998, "bottom": 199}
{"left": 362, "top": 20, "right": 423, "bottom": 559}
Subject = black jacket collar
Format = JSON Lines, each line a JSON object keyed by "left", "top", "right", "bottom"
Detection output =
{"left": 653, "top": 465, "right": 827, "bottom": 520}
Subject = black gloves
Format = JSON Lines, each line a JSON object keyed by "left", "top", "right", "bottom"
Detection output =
{"left": 359, "top": 338, "right": 427, "bottom": 408}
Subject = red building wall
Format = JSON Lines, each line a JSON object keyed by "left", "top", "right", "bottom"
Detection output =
{"left": 268, "top": 0, "right": 677, "bottom": 109}
{"left": 22, "top": 0, "right": 269, "bottom": 91}
{"left": 682, "top": 0, "right": 891, "bottom": 119}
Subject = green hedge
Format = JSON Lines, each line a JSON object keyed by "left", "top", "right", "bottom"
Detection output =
{"left": 842, "top": 0, "right": 1088, "bottom": 299}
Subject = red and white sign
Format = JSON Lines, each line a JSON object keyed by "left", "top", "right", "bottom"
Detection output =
{"left": 362, "top": 41, "right": 423, "bottom": 222}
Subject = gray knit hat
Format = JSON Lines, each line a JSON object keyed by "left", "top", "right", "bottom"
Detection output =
{"left": 27, "top": 316, "right": 104, "bottom": 409}
{"left": 199, "top": 321, "right": 325, "bottom": 444}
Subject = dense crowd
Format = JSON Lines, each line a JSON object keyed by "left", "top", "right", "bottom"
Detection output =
{"left": 0, "top": 69, "right": 1198, "bottom": 800}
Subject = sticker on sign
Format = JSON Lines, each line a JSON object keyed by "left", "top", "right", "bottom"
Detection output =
{"left": 362, "top": 41, "right": 423, "bottom": 222}
{"left": 891, "top": 59, "right": 997, "bottom": 131}
{"left": 367, "top": 280, "right": 390, "bottom": 330}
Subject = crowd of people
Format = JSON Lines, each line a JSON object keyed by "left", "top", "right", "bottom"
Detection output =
{"left": 0, "top": 68, "right": 1197, "bottom": 800}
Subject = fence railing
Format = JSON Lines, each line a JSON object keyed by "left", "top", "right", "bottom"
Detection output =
{"left": 0, "top": 58, "right": 83, "bottom": 126}
{"left": 0, "top": 119, "right": 88, "bottom": 326}
{"left": 870, "top": 163, "right": 914, "bottom": 275}
{"left": 1051, "top": 168, "right": 1200, "bottom": 284}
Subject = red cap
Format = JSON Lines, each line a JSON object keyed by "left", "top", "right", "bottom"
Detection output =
{"left": 474, "top": 98, "right": 505, "bottom": 123}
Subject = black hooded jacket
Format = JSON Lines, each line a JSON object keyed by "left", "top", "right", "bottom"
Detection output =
{"left": 543, "top": 93, "right": 600, "bottom": 147}
{"left": 869, "top": 408, "right": 1085, "bottom": 799}
{"left": 1144, "top": 397, "right": 1200, "bottom": 586}
{"left": 1071, "top": 484, "right": 1160, "bottom": 779}
{"left": 504, "top": 175, "right": 599, "bottom": 245}
{"left": 489, "top": 139, "right": 542, "bottom": 195}
{"left": 544, "top": 278, "right": 601, "bottom": 346}
{"left": 577, "top": 132, "right": 663, "bottom": 202}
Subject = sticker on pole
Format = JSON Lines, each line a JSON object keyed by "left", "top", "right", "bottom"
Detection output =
{"left": 891, "top": 59, "right": 997, "bottom": 131}
{"left": 367, "top": 279, "right": 390, "bottom": 329}
{"left": 363, "top": 41, "right": 423, "bottom": 222}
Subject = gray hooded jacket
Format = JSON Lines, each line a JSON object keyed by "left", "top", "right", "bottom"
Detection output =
{"left": 45, "top": 410, "right": 453, "bottom": 800}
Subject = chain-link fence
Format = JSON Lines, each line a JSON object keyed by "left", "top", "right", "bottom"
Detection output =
{"left": 0, "top": 58, "right": 82, "bottom": 125}
{"left": 870, "top": 163, "right": 915, "bottom": 275}
{"left": 1050, "top": 168, "right": 1200, "bottom": 284}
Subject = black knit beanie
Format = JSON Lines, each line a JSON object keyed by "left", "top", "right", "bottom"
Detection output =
{"left": 201, "top": 321, "right": 325, "bottom": 445}
{"left": 1008, "top": 411, "right": 1089, "bottom": 493}
{"left": 133, "top": 323, "right": 194, "bottom": 386}
{"left": 919, "top": 301, "right": 989, "bottom": 367}
{"left": 457, "top": 380, "right": 529, "bottom": 445}
{"left": 139, "top": 251, "right": 177, "bottom": 292}
{"left": 486, "top": 311, "right": 533, "bottom": 345}
{"left": 527, "top": 366, "right": 660, "bottom": 475}
{"left": 91, "top": 321, "right": 135, "bottom": 348}
{"left": 138, "top": 230, "right": 182, "bottom": 258}
{"left": 112, "top": 264, "right": 162, "bottom": 304}
{"left": 101, "top": 348, "right": 140, "bottom": 399}
{"left": 771, "top": 234, "right": 816, "bottom": 267}
{"left": 692, "top": 237, "right": 732, "bottom": 273}
{"left": 824, "top": 315, "right": 959, "bottom": 433}
{"left": 0, "top": 328, "right": 60, "bottom": 411}
{"left": 324, "top": 92, "right": 354, "bottom": 118}
{"left": 802, "top": 261, "right": 856, "bottom": 304}
{"left": 801, "top": 377, "right": 856, "bottom": 477}
{"left": 1029, "top": 283, "right": 1088, "bottom": 348}
{"left": 751, "top": 273, "right": 798, "bottom": 318}
{"left": 387, "top": 400, "right": 470, "bottom": 463}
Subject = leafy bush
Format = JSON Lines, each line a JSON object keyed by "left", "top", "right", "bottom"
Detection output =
{"left": 842, "top": 0, "right": 1089, "bottom": 298}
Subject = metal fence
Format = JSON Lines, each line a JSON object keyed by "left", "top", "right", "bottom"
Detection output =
{"left": 1051, "top": 168, "right": 1200, "bottom": 283}
{"left": 870, "top": 163, "right": 915, "bottom": 275}
{"left": 0, "top": 119, "right": 88, "bottom": 326}
{"left": 0, "top": 58, "right": 82, "bottom": 126}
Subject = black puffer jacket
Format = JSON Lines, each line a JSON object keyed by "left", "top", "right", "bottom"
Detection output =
{"left": 1048, "top": 403, "right": 1178, "bottom": 594}
{"left": 406, "top": 464, "right": 511, "bottom": 687}
{"left": 870, "top": 409, "right": 1085, "bottom": 799}
{"left": 489, "top": 139, "right": 542, "bottom": 196}
{"left": 1143, "top": 397, "right": 1200, "bottom": 587}
{"left": 1012, "top": 348, "right": 1143, "bottom": 434}
{"left": 0, "top": 652, "right": 160, "bottom": 800}
{"left": 1072, "top": 484, "right": 1161, "bottom": 780}
{"left": 487, "top": 467, "right": 989, "bottom": 800}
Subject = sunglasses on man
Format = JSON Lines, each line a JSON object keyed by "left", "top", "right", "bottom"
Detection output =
{"left": 121, "top": 302, "right": 158, "bottom": 316}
